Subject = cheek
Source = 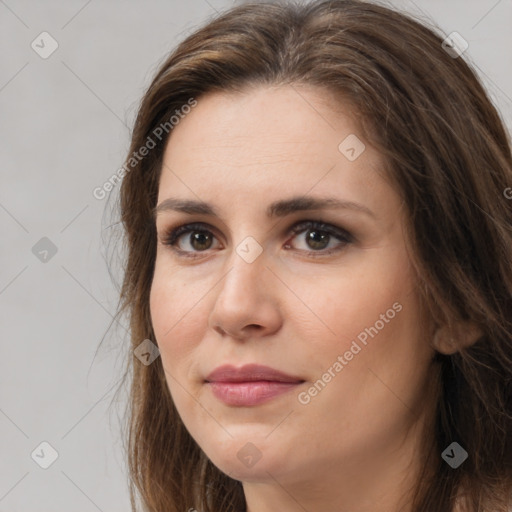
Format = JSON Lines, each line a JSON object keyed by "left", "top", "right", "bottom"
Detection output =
{"left": 287, "top": 255, "right": 412, "bottom": 347}
{"left": 149, "top": 265, "right": 207, "bottom": 368}
{"left": 310, "top": 275, "right": 431, "bottom": 411}
{"left": 149, "top": 269, "right": 208, "bottom": 421}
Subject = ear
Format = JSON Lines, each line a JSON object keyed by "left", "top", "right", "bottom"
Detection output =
{"left": 432, "top": 321, "right": 483, "bottom": 355}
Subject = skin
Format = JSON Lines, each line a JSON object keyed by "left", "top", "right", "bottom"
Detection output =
{"left": 150, "top": 84, "right": 439, "bottom": 512}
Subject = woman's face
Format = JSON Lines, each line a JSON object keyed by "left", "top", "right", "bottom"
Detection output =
{"left": 150, "top": 85, "right": 436, "bottom": 497}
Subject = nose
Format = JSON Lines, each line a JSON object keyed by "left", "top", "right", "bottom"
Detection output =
{"left": 208, "top": 248, "right": 283, "bottom": 340}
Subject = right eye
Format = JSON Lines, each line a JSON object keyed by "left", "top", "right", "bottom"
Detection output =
{"left": 160, "top": 222, "right": 222, "bottom": 258}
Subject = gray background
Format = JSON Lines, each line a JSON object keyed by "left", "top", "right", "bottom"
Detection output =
{"left": 1, "top": 1, "right": 511, "bottom": 511}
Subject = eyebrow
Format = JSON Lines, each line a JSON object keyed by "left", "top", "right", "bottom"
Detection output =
{"left": 153, "top": 196, "right": 375, "bottom": 219}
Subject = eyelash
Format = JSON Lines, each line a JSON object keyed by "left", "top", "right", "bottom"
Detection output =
{"left": 159, "top": 220, "right": 354, "bottom": 260}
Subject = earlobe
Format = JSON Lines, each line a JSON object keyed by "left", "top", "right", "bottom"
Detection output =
{"left": 432, "top": 321, "right": 483, "bottom": 355}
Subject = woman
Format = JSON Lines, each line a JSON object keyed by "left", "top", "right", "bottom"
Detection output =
{"left": 115, "top": 1, "right": 512, "bottom": 511}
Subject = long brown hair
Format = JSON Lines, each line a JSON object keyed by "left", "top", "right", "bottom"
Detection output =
{"left": 111, "top": 1, "right": 512, "bottom": 510}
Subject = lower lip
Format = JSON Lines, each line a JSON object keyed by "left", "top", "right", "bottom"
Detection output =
{"left": 207, "top": 381, "right": 303, "bottom": 406}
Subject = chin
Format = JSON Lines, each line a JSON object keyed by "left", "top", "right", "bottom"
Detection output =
{"left": 199, "top": 434, "right": 293, "bottom": 483}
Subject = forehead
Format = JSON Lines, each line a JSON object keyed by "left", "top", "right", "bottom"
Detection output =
{"left": 164, "top": 85, "right": 363, "bottom": 162}
{"left": 158, "top": 85, "right": 397, "bottom": 218}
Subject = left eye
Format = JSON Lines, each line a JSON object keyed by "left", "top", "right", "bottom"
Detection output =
{"left": 286, "top": 220, "right": 352, "bottom": 254}
{"left": 160, "top": 220, "right": 353, "bottom": 257}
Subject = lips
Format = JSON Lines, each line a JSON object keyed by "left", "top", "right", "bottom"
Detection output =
{"left": 205, "top": 364, "right": 304, "bottom": 384}
{"left": 205, "top": 364, "right": 305, "bottom": 406}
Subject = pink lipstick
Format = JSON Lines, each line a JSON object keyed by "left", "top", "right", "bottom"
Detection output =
{"left": 205, "top": 364, "right": 304, "bottom": 406}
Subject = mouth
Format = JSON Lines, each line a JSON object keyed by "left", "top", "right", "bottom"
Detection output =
{"left": 205, "top": 364, "right": 305, "bottom": 407}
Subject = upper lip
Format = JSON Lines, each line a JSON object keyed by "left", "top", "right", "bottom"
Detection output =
{"left": 205, "top": 364, "right": 304, "bottom": 383}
